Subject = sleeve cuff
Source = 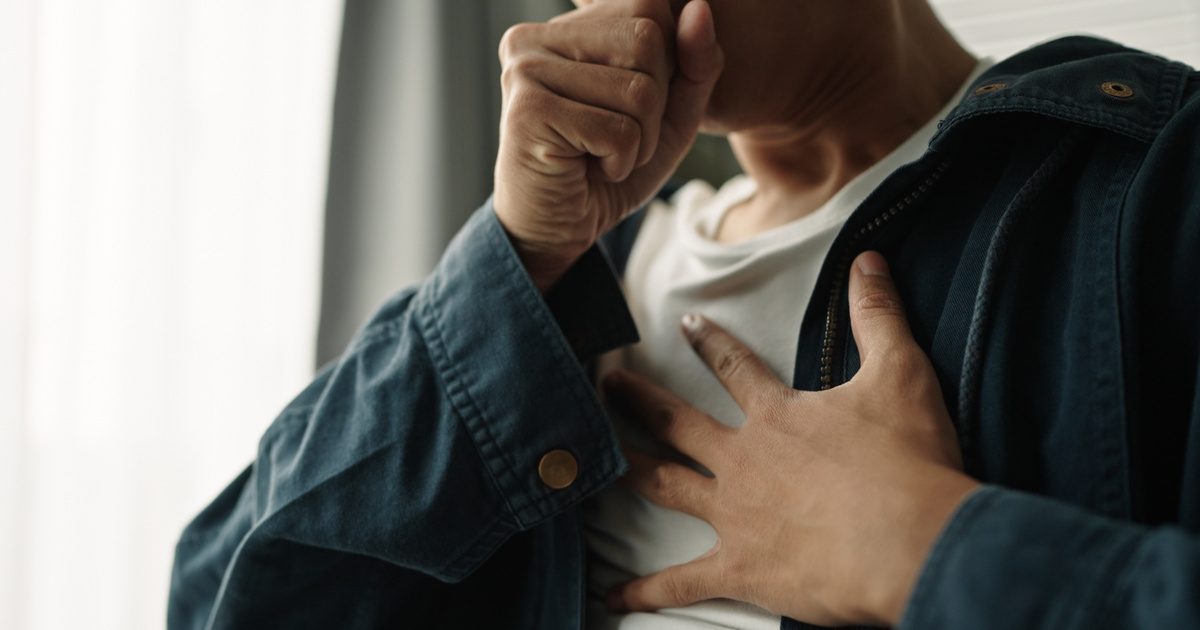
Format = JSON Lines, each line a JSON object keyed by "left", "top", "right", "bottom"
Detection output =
{"left": 413, "top": 199, "right": 637, "bottom": 531}
{"left": 899, "top": 485, "right": 1144, "bottom": 630}
{"left": 544, "top": 244, "right": 640, "bottom": 361}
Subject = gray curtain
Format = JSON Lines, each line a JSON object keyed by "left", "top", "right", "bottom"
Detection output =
{"left": 317, "top": 0, "right": 739, "bottom": 364}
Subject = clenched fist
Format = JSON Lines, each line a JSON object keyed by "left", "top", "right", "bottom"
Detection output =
{"left": 494, "top": 0, "right": 723, "bottom": 290}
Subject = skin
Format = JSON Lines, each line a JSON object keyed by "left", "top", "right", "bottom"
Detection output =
{"left": 491, "top": 0, "right": 981, "bottom": 624}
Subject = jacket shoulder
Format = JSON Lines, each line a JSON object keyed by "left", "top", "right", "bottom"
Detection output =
{"left": 936, "top": 36, "right": 1196, "bottom": 146}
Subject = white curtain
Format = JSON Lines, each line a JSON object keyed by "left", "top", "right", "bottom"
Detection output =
{"left": 0, "top": 1, "right": 343, "bottom": 629}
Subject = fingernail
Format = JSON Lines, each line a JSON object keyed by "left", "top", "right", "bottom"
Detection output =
{"left": 681, "top": 313, "right": 703, "bottom": 337}
{"left": 856, "top": 251, "right": 890, "bottom": 277}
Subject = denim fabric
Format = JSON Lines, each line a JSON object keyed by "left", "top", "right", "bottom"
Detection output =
{"left": 170, "top": 37, "right": 1200, "bottom": 629}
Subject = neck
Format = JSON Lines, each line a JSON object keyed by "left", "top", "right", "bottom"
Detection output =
{"left": 718, "top": 3, "right": 975, "bottom": 243}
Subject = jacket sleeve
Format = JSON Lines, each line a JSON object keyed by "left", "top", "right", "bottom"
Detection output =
{"left": 167, "top": 200, "right": 637, "bottom": 628}
{"left": 898, "top": 485, "right": 1200, "bottom": 629}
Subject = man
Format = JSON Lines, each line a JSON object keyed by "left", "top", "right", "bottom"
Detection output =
{"left": 169, "top": 0, "right": 1200, "bottom": 628}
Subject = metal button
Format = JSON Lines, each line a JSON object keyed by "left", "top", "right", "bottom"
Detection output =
{"left": 973, "top": 82, "right": 1007, "bottom": 96}
{"left": 1100, "top": 81, "right": 1134, "bottom": 99}
{"left": 538, "top": 449, "right": 578, "bottom": 490}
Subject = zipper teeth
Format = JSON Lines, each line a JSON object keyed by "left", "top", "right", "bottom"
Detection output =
{"left": 818, "top": 160, "right": 951, "bottom": 390}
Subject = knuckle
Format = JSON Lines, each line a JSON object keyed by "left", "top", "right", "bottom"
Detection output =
{"left": 611, "top": 113, "right": 641, "bottom": 147}
{"left": 498, "top": 22, "right": 538, "bottom": 61}
{"left": 507, "top": 53, "right": 542, "bottom": 78}
{"left": 627, "top": 17, "right": 664, "bottom": 66}
{"left": 624, "top": 72, "right": 659, "bottom": 115}
{"left": 853, "top": 286, "right": 905, "bottom": 317}
{"left": 499, "top": 55, "right": 538, "bottom": 91}
{"left": 529, "top": 142, "right": 561, "bottom": 166}
{"left": 714, "top": 347, "right": 756, "bottom": 381}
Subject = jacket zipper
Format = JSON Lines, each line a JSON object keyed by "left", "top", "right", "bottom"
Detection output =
{"left": 818, "top": 160, "right": 951, "bottom": 390}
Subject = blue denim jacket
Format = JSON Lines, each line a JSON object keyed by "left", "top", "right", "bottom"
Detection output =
{"left": 169, "top": 37, "right": 1200, "bottom": 629}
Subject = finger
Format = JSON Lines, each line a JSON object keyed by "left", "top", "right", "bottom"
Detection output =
{"left": 604, "top": 368, "right": 730, "bottom": 460}
{"left": 500, "top": 18, "right": 672, "bottom": 89}
{"left": 621, "top": 448, "right": 715, "bottom": 518}
{"left": 622, "top": 0, "right": 723, "bottom": 191}
{"left": 679, "top": 314, "right": 785, "bottom": 412}
{"left": 847, "top": 251, "right": 918, "bottom": 365}
{"left": 551, "top": 0, "right": 678, "bottom": 71}
{"left": 607, "top": 555, "right": 723, "bottom": 612}
{"left": 512, "top": 54, "right": 666, "bottom": 167}
{"left": 506, "top": 85, "right": 641, "bottom": 181}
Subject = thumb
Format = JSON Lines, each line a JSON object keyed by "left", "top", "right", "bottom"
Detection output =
{"left": 848, "top": 251, "right": 917, "bottom": 365}
{"left": 628, "top": 0, "right": 722, "bottom": 183}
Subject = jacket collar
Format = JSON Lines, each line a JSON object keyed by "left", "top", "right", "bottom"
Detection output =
{"left": 931, "top": 36, "right": 1193, "bottom": 148}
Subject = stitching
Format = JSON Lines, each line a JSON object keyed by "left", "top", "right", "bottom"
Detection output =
{"left": 1092, "top": 147, "right": 1142, "bottom": 519}
{"left": 415, "top": 269, "right": 523, "bottom": 527}
{"left": 1148, "top": 62, "right": 1187, "bottom": 131}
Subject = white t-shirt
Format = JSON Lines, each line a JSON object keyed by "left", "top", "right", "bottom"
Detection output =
{"left": 583, "top": 60, "right": 992, "bottom": 629}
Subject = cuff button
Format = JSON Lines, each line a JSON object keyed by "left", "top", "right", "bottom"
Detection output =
{"left": 538, "top": 449, "right": 578, "bottom": 490}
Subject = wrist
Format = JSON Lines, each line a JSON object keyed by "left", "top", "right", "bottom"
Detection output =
{"left": 871, "top": 468, "right": 980, "bottom": 626}
{"left": 492, "top": 207, "right": 590, "bottom": 293}
{"left": 519, "top": 249, "right": 577, "bottom": 293}
{"left": 508, "top": 237, "right": 588, "bottom": 293}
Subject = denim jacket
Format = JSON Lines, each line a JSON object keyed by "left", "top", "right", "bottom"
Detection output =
{"left": 169, "top": 37, "right": 1200, "bottom": 629}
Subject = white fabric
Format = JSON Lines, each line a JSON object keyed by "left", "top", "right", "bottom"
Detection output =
{"left": 584, "top": 60, "right": 992, "bottom": 629}
{"left": 0, "top": 2, "right": 341, "bottom": 629}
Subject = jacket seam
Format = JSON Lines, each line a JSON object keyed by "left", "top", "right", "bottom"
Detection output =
{"left": 1092, "top": 145, "right": 1144, "bottom": 519}
{"left": 1148, "top": 61, "right": 1188, "bottom": 130}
